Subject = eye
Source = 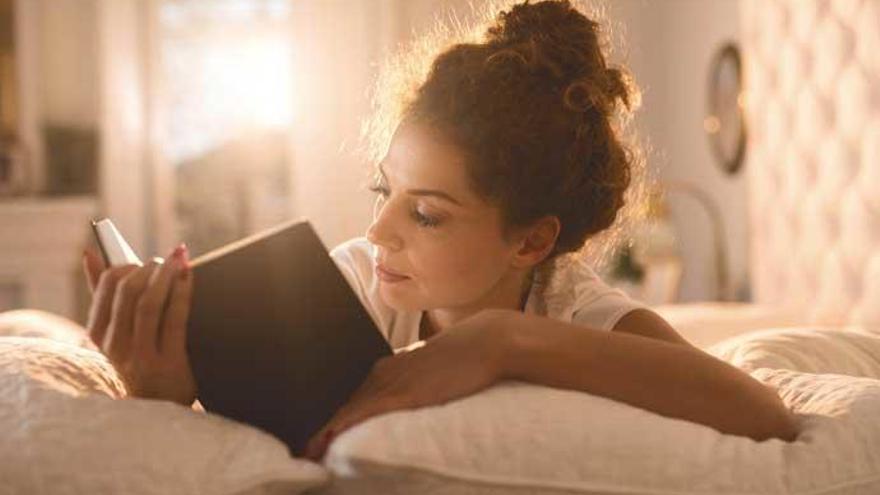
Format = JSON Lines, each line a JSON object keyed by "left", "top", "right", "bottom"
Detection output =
{"left": 412, "top": 208, "right": 440, "bottom": 228}
{"left": 369, "top": 183, "right": 442, "bottom": 228}
{"left": 368, "top": 184, "right": 389, "bottom": 197}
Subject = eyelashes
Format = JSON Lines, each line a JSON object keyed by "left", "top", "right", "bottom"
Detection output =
{"left": 367, "top": 184, "right": 389, "bottom": 196}
{"left": 368, "top": 185, "right": 441, "bottom": 228}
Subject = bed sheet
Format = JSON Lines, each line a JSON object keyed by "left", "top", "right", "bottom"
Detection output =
{"left": 653, "top": 302, "right": 810, "bottom": 348}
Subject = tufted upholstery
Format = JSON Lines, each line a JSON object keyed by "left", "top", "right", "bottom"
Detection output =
{"left": 741, "top": 0, "right": 880, "bottom": 331}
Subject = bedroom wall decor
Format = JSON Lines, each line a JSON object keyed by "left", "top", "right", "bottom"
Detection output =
{"left": 742, "top": 0, "right": 880, "bottom": 328}
{"left": 705, "top": 41, "right": 746, "bottom": 176}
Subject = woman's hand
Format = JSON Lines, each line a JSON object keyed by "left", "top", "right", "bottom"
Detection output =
{"left": 303, "top": 309, "right": 514, "bottom": 460}
{"left": 82, "top": 244, "right": 197, "bottom": 407}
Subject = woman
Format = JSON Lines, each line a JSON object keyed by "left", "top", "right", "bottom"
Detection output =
{"left": 83, "top": 0, "right": 799, "bottom": 461}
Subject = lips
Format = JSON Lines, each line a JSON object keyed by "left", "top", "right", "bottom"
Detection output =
{"left": 376, "top": 263, "right": 409, "bottom": 280}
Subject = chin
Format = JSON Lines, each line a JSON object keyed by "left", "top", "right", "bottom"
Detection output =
{"left": 377, "top": 280, "right": 426, "bottom": 312}
{"left": 378, "top": 280, "right": 470, "bottom": 313}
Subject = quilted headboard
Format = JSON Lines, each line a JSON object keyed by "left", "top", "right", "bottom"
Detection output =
{"left": 741, "top": 0, "right": 880, "bottom": 329}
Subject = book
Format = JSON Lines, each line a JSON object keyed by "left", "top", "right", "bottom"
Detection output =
{"left": 92, "top": 218, "right": 393, "bottom": 455}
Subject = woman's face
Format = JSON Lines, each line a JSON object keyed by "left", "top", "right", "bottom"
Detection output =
{"left": 366, "top": 121, "right": 524, "bottom": 312}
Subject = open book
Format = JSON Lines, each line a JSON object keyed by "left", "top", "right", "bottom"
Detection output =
{"left": 91, "top": 218, "right": 393, "bottom": 455}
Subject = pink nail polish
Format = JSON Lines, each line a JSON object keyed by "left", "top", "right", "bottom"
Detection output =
{"left": 173, "top": 244, "right": 189, "bottom": 279}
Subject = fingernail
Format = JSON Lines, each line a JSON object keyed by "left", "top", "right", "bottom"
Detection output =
{"left": 171, "top": 244, "right": 188, "bottom": 279}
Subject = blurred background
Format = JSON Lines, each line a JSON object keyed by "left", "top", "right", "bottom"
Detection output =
{"left": 0, "top": 0, "right": 746, "bottom": 323}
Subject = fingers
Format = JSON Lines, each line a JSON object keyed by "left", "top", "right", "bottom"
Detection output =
{"left": 304, "top": 430, "right": 333, "bottom": 461}
{"left": 159, "top": 246, "right": 192, "bottom": 358}
{"left": 87, "top": 264, "right": 139, "bottom": 348}
{"left": 104, "top": 262, "right": 160, "bottom": 362}
{"left": 82, "top": 246, "right": 106, "bottom": 293}
{"left": 304, "top": 397, "right": 396, "bottom": 461}
{"left": 131, "top": 245, "right": 186, "bottom": 361}
{"left": 333, "top": 398, "right": 395, "bottom": 437}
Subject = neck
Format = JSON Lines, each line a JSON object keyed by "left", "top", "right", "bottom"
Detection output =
{"left": 421, "top": 267, "right": 535, "bottom": 339}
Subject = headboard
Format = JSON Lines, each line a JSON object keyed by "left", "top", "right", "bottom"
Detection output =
{"left": 741, "top": 0, "right": 880, "bottom": 329}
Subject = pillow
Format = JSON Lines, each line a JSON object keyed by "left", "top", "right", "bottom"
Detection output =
{"left": 323, "top": 368, "right": 880, "bottom": 494}
{"left": 652, "top": 302, "right": 806, "bottom": 349}
{"left": 0, "top": 309, "right": 97, "bottom": 349}
{"left": 0, "top": 336, "right": 328, "bottom": 495}
{"left": 707, "top": 326, "right": 880, "bottom": 379}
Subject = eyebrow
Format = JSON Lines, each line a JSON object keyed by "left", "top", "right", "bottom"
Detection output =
{"left": 378, "top": 164, "right": 464, "bottom": 207}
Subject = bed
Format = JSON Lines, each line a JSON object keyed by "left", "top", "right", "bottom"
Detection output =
{"left": 3, "top": 0, "right": 880, "bottom": 493}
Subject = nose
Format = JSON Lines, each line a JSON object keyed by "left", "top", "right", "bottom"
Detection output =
{"left": 365, "top": 197, "right": 403, "bottom": 251}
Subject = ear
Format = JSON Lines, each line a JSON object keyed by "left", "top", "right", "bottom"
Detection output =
{"left": 510, "top": 216, "right": 561, "bottom": 269}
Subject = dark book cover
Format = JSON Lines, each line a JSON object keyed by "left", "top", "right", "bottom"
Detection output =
{"left": 185, "top": 219, "right": 392, "bottom": 455}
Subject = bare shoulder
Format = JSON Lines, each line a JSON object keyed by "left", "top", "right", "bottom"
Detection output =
{"left": 611, "top": 308, "right": 694, "bottom": 348}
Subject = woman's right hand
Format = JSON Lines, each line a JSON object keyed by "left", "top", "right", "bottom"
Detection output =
{"left": 82, "top": 244, "right": 197, "bottom": 407}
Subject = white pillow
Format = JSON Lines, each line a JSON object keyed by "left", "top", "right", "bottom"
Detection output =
{"left": 0, "top": 336, "right": 328, "bottom": 495}
{"left": 324, "top": 367, "right": 880, "bottom": 494}
{"left": 708, "top": 326, "right": 880, "bottom": 379}
{"left": 652, "top": 302, "right": 806, "bottom": 349}
{"left": 0, "top": 309, "right": 97, "bottom": 349}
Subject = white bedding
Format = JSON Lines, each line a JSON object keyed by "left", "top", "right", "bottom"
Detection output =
{"left": 321, "top": 367, "right": 880, "bottom": 495}
{"left": 2, "top": 307, "right": 880, "bottom": 494}
{"left": 708, "top": 325, "right": 880, "bottom": 379}
{"left": 653, "top": 302, "right": 808, "bottom": 348}
{"left": 317, "top": 316, "right": 880, "bottom": 494}
{"left": 0, "top": 320, "right": 327, "bottom": 495}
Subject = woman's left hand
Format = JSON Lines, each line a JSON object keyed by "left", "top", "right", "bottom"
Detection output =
{"left": 303, "top": 309, "right": 513, "bottom": 460}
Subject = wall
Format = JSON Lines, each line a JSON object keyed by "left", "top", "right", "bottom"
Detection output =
{"left": 14, "top": 0, "right": 99, "bottom": 193}
{"left": 38, "top": 0, "right": 98, "bottom": 127}
{"left": 287, "top": 1, "right": 392, "bottom": 249}
{"left": 741, "top": 0, "right": 880, "bottom": 327}
{"left": 608, "top": 0, "right": 747, "bottom": 302}
{"left": 287, "top": 0, "right": 471, "bottom": 249}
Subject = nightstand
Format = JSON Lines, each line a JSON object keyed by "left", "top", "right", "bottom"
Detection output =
{"left": 0, "top": 196, "right": 97, "bottom": 323}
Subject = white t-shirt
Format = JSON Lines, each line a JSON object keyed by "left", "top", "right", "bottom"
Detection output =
{"left": 329, "top": 237, "right": 648, "bottom": 350}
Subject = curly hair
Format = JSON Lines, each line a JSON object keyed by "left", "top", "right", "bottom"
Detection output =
{"left": 362, "top": 0, "right": 648, "bottom": 276}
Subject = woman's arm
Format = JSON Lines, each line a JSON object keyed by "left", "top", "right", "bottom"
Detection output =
{"left": 496, "top": 310, "right": 799, "bottom": 442}
{"left": 611, "top": 308, "right": 694, "bottom": 347}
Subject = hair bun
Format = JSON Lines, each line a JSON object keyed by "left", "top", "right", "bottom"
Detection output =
{"left": 563, "top": 67, "right": 635, "bottom": 114}
{"left": 487, "top": 1, "right": 634, "bottom": 112}
{"left": 487, "top": 1, "right": 599, "bottom": 52}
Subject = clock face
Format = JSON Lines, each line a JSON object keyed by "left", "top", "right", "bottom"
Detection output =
{"left": 706, "top": 43, "right": 746, "bottom": 175}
